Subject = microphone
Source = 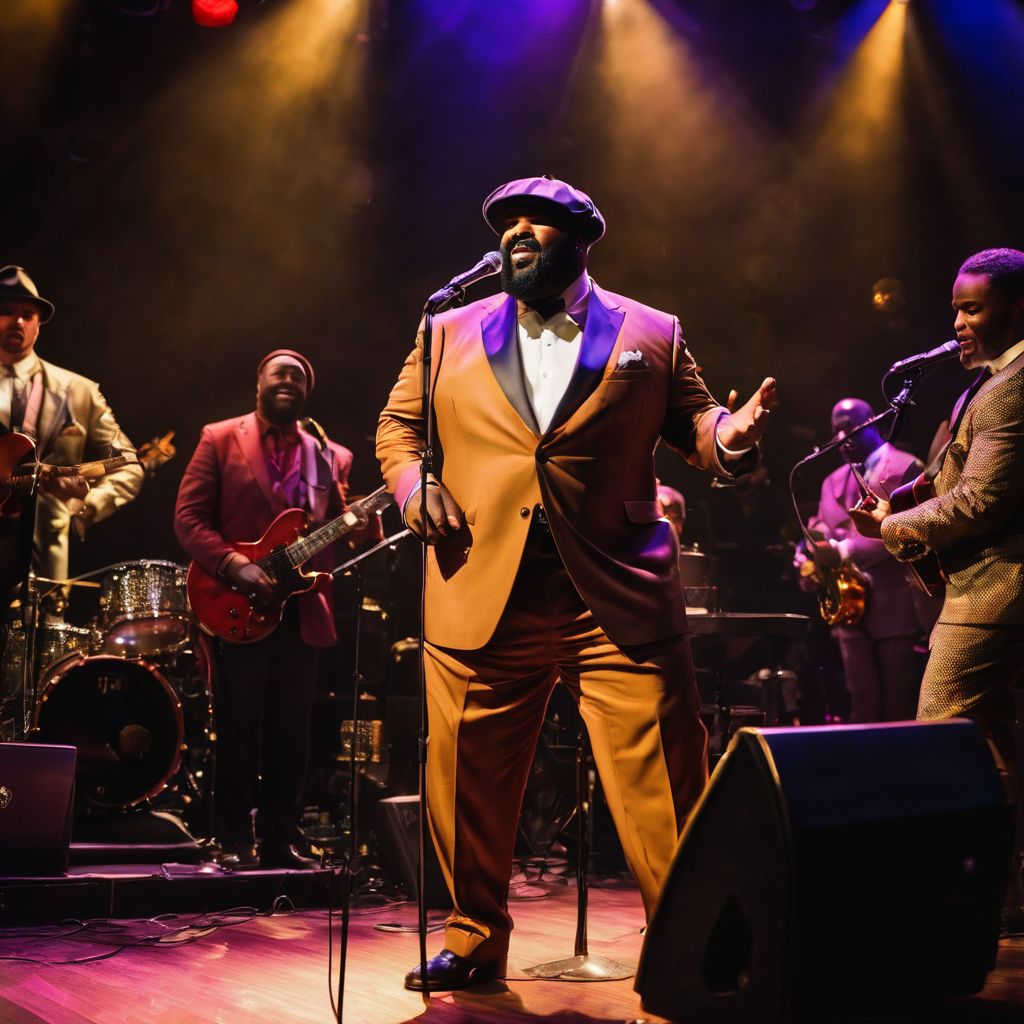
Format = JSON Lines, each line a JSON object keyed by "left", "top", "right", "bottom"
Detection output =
{"left": 445, "top": 250, "right": 503, "bottom": 291}
{"left": 887, "top": 339, "right": 961, "bottom": 375}
{"left": 426, "top": 251, "right": 503, "bottom": 312}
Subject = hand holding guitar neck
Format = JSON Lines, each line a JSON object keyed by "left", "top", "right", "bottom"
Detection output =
{"left": 844, "top": 450, "right": 889, "bottom": 537}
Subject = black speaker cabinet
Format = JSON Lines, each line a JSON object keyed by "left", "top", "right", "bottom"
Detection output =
{"left": 0, "top": 742, "right": 76, "bottom": 876}
{"left": 374, "top": 794, "right": 452, "bottom": 909}
{"left": 636, "top": 720, "right": 1012, "bottom": 1023}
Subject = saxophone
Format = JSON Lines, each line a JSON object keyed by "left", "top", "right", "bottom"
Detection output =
{"left": 798, "top": 540, "right": 870, "bottom": 626}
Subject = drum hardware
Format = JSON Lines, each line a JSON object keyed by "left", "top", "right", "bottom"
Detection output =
{"left": 678, "top": 543, "right": 715, "bottom": 588}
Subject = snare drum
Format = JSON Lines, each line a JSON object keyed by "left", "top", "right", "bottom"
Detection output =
{"left": 32, "top": 653, "right": 184, "bottom": 810}
{"left": 101, "top": 560, "right": 190, "bottom": 656}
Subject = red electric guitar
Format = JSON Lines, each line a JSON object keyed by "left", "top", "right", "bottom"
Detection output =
{"left": 187, "top": 486, "right": 394, "bottom": 644}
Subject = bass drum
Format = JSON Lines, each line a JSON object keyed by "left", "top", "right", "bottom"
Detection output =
{"left": 32, "top": 654, "right": 184, "bottom": 811}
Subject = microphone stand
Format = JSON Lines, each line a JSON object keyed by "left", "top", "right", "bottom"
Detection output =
{"left": 329, "top": 528, "right": 411, "bottom": 857}
{"left": 414, "top": 282, "right": 464, "bottom": 997}
{"left": 324, "top": 528, "right": 409, "bottom": 1024}
{"left": 787, "top": 370, "right": 926, "bottom": 550}
{"left": 523, "top": 725, "right": 633, "bottom": 981}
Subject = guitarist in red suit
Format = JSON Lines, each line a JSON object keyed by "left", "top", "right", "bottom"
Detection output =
{"left": 851, "top": 248, "right": 1024, "bottom": 929}
{"left": 174, "top": 349, "right": 352, "bottom": 870}
{"left": 377, "top": 176, "right": 778, "bottom": 989}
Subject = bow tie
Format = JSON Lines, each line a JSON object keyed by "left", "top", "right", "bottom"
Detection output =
{"left": 524, "top": 296, "right": 566, "bottom": 322}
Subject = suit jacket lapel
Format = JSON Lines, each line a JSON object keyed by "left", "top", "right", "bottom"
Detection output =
{"left": 546, "top": 288, "right": 624, "bottom": 435}
{"left": 482, "top": 295, "right": 540, "bottom": 434}
{"left": 300, "top": 430, "right": 332, "bottom": 521}
{"left": 36, "top": 363, "right": 70, "bottom": 457}
{"left": 235, "top": 413, "right": 277, "bottom": 510}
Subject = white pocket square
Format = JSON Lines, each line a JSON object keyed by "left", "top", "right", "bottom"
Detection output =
{"left": 616, "top": 349, "right": 648, "bottom": 370}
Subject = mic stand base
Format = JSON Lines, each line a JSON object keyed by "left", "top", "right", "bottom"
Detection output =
{"left": 522, "top": 954, "right": 633, "bottom": 982}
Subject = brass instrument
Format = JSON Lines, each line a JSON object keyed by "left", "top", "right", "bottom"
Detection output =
{"left": 799, "top": 542, "right": 870, "bottom": 626}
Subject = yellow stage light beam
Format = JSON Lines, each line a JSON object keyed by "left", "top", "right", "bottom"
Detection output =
{"left": 575, "top": 0, "right": 782, "bottom": 306}
{"left": 32, "top": 0, "right": 376, "bottom": 384}
{"left": 796, "top": 1, "right": 910, "bottom": 266}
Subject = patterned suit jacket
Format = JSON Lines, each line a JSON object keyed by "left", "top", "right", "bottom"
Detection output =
{"left": 32, "top": 359, "right": 144, "bottom": 583}
{"left": 174, "top": 412, "right": 352, "bottom": 647}
{"left": 376, "top": 283, "right": 741, "bottom": 651}
{"left": 881, "top": 349, "right": 1024, "bottom": 626}
{"left": 811, "top": 443, "right": 923, "bottom": 638}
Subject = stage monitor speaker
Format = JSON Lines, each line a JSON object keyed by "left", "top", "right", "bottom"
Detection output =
{"left": 375, "top": 794, "right": 452, "bottom": 909}
{"left": 0, "top": 742, "right": 76, "bottom": 876}
{"left": 636, "top": 720, "right": 1012, "bottom": 1023}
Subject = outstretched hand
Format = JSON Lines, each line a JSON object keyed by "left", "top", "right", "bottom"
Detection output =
{"left": 717, "top": 377, "right": 778, "bottom": 450}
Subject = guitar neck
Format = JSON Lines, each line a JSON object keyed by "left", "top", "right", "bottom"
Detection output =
{"left": 282, "top": 487, "right": 393, "bottom": 567}
{"left": 5, "top": 454, "right": 137, "bottom": 490}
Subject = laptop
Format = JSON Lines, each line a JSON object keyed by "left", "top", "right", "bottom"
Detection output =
{"left": 0, "top": 742, "right": 76, "bottom": 876}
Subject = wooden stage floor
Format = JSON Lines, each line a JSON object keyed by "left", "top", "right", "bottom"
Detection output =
{"left": 1, "top": 876, "right": 1022, "bottom": 1024}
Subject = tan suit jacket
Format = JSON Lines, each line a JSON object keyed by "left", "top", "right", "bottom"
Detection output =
{"left": 881, "top": 349, "right": 1024, "bottom": 626}
{"left": 32, "top": 359, "right": 144, "bottom": 583}
{"left": 377, "top": 283, "right": 734, "bottom": 650}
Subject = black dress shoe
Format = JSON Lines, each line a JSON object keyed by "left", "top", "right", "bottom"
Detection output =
{"left": 404, "top": 949, "right": 507, "bottom": 991}
{"left": 216, "top": 841, "right": 260, "bottom": 871}
{"left": 260, "top": 843, "right": 320, "bottom": 870}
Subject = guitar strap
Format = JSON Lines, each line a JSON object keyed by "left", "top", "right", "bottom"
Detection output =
{"left": 17, "top": 371, "right": 44, "bottom": 442}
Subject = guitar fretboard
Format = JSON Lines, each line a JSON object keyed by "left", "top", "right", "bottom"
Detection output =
{"left": 257, "top": 487, "right": 393, "bottom": 574}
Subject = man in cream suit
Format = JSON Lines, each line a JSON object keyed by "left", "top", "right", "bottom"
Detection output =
{"left": 377, "top": 176, "right": 777, "bottom": 990}
{"left": 851, "top": 247, "right": 1024, "bottom": 922}
{"left": 0, "top": 266, "right": 143, "bottom": 601}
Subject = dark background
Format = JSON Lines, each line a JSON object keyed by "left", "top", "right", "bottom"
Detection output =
{"left": 2, "top": 0, "right": 1023, "bottom": 660}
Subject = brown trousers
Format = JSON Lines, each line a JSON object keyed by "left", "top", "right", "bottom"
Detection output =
{"left": 424, "top": 528, "right": 708, "bottom": 963}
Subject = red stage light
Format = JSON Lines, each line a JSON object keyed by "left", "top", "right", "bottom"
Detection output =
{"left": 192, "top": 0, "right": 238, "bottom": 28}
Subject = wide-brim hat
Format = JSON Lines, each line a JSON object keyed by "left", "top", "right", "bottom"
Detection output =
{"left": 257, "top": 348, "right": 315, "bottom": 393}
{"left": 0, "top": 265, "right": 55, "bottom": 322}
{"left": 482, "top": 175, "right": 606, "bottom": 245}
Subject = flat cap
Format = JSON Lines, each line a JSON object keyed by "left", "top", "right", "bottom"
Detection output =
{"left": 482, "top": 175, "right": 605, "bottom": 244}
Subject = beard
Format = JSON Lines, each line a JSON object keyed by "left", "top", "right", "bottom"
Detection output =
{"left": 500, "top": 233, "right": 585, "bottom": 301}
{"left": 258, "top": 389, "right": 305, "bottom": 426}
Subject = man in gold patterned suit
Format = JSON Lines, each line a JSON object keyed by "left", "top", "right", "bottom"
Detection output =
{"left": 0, "top": 266, "right": 143, "bottom": 598}
{"left": 851, "top": 247, "right": 1024, "bottom": 914}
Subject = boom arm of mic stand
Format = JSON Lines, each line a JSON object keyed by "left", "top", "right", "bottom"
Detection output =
{"left": 885, "top": 370, "right": 924, "bottom": 444}
{"left": 423, "top": 284, "right": 466, "bottom": 315}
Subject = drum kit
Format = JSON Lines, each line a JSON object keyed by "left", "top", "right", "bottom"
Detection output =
{"left": 0, "top": 559, "right": 214, "bottom": 816}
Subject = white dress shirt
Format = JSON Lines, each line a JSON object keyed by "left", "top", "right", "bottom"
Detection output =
{"left": 986, "top": 336, "right": 1024, "bottom": 372}
{"left": 517, "top": 272, "right": 591, "bottom": 434}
